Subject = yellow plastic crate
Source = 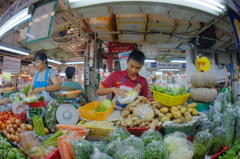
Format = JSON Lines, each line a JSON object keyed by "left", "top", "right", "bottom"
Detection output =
{"left": 152, "top": 91, "right": 191, "bottom": 106}
{"left": 78, "top": 101, "right": 115, "bottom": 121}
{"left": 77, "top": 120, "right": 114, "bottom": 137}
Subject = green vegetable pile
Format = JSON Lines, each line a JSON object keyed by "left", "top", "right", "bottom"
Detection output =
{"left": 153, "top": 84, "right": 187, "bottom": 96}
{"left": 219, "top": 140, "right": 240, "bottom": 159}
{"left": 44, "top": 100, "right": 59, "bottom": 132}
{"left": 28, "top": 108, "right": 44, "bottom": 117}
{"left": 21, "top": 85, "right": 31, "bottom": 96}
{"left": 144, "top": 140, "right": 168, "bottom": 159}
{"left": 72, "top": 139, "right": 93, "bottom": 159}
{"left": 108, "top": 126, "right": 130, "bottom": 141}
{"left": 0, "top": 134, "right": 29, "bottom": 159}
{"left": 93, "top": 99, "right": 112, "bottom": 112}
{"left": 141, "top": 129, "right": 162, "bottom": 146}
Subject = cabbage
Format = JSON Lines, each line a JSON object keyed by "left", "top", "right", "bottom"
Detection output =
{"left": 94, "top": 99, "right": 112, "bottom": 112}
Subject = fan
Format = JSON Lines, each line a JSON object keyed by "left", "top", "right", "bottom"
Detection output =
{"left": 51, "top": 27, "right": 73, "bottom": 42}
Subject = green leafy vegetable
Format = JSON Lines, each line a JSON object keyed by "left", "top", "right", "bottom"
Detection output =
{"left": 144, "top": 140, "right": 168, "bottom": 159}
{"left": 72, "top": 139, "right": 93, "bottom": 159}
{"left": 108, "top": 126, "right": 130, "bottom": 141}
{"left": 141, "top": 129, "right": 162, "bottom": 146}
{"left": 210, "top": 127, "right": 226, "bottom": 155}
{"left": 21, "top": 85, "right": 31, "bottom": 96}
{"left": 94, "top": 99, "right": 112, "bottom": 112}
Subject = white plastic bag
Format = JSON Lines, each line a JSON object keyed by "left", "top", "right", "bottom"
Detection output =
{"left": 133, "top": 104, "right": 154, "bottom": 121}
{"left": 42, "top": 91, "right": 52, "bottom": 105}
{"left": 116, "top": 90, "right": 139, "bottom": 104}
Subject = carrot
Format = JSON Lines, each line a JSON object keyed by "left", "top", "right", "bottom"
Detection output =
{"left": 56, "top": 124, "right": 87, "bottom": 130}
{"left": 62, "top": 142, "right": 72, "bottom": 159}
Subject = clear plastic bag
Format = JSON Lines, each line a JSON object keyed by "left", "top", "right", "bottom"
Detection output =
{"left": 114, "top": 146, "right": 145, "bottom": 159}
{"left": 144, "top": 140, "right": 168, "bottom": 159}
{"left": 133, "top": 104, "right": 154, "bottom": 121}
{"left": 104, "top": 138, "right": 122, "bottom": 156}
{"left": 141, "top": 129, "right": 162, "bottom": 146}
{"left": 210, "top": 127, "right": 226, "bottom": 155}
{"left": 72, "top": 139, "right": 93, "bottom": 159}
{"left": 93, "top": 141, "right": 108, "bottom": 152}
{"left": 108, "top": 126, "right": 130, "bottom": 141}
{"left": 168, "top": 140, "right": 195, "bottom": 159}
{"left": 18, "top": 131, "right": 41, "bottom": 150}
{"left": 90, "top": 148, "right": 113, "bottom": 159}
{"left": 163, "top": 132, "right": 187, "bottom": 153}
{"left": 12, "top": 99, "right": 29, "bottom": 122}
{"left": 44, "top": 100, "right": 59, "bottom": 132}
{"left": 116, "top": 90, "right": 139, "bottom": 104}
{"left": 42, "top": 91, "right": 52, "bottom": 105}
{"left": 193, "top": 130, "right": 213, "bottom": 159}
{"left": 199, "top": 121, "right": 214, "bottom": 132}
{"left": 120, "top": 135, "right": 144, "bottom": 151}
{"left": 210, "top": 109, "right": 223, "bottom": 129}
{"left": 235, "top": 107, "right": 240, "bottom": 141}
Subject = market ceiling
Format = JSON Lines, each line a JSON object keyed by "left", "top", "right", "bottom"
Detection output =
{"left": 0, "top": 0, "right": 237, "bottom": 65}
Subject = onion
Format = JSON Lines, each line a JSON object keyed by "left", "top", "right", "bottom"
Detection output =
{"left": 13, "top": 124, "right": 18, "bottom": 130}
{"left": 15, "top": 119, "right": 21, "bottom": 126}
{"left": 6, "top": 134, "right": 11, "bottom": 140}
{"left": 20, "top": 123, "right": 26, "bottom": 129}
{"left": 5, "top": 127, "right": 10, "bottom": 133}
{"left": 6, "top": 120, "right": 11, "bottom": 125}
{"left": 3, "top": 130, "right": 7, "bottom": 135}
{"left": 27, "top": 125, "right": 33, "bottom": 131}
{"left": 10, "top": 118, "right": 15, "bottom": 124}
{"left": 21, "top": 126, "right": 27, "bottom": 131}
{"left": 8, "top": 124, "right": 13, "bottom": 129}
{"left": 9, "top": 128, "right": 15, "bottom": 134}
{"left": 17, "top": 128, "right": 22, "bottom": 133}
{"left": 11, "top": 134, "right": 14, "bottom": 141}
{"left": 44, "top": 128, "right": 50, "bottom": 134}
{"left": 15, "top": 135, "right": 20, "bottom": 143}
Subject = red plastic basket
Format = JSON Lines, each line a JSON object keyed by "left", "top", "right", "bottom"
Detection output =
{"left": 211, "top": 146, "right": 228, "bottom": 159}
{"left": 45, "top": 148, "right": 61, "bottom": 159}
{"left": 127, "top": 126, "right": 162, "bottom": 136}
{"left": 25, "top": 101, "right": 45, "bottom": 108}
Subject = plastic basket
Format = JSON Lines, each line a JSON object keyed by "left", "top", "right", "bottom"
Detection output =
{"left": 163, "top": 123, "right": 199, "bottom": 137}
{"left": 211, "top": 146, "right": 228, "bottom": 159}
{"left": 78, "top": 120, "right": 113, "bottom": 137}
{"left": 127, "top": 126, "right": 162, "bottom": 137}
{"left": 78, "top": 101, "right": 115, "bottom": 121}
{"left": 45, "top": 148, "right": 61, "bottom": 159}
{"left": 196, "top": 101, "right": 214, "bottom": 112}
{"left": 25, "top": 101, "right": 45, "bottom": 108}
{"left": 152, "top": 91, "right": 191, "bottom": 106}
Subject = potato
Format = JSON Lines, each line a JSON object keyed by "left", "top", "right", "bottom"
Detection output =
{"left": 161, "top": 116, "right": 171, "bottom": 122}
{"left": 160, "top": 107, "right": 169, "bottom": 113}
{"left": 165, "top": 113, "right": 173, "bottom": 119}
{"left": 172, "top": 119, "right": 182, "bottom": 124}
{"left": 171, "top": 107, "right": 182, "bottom": 119}
{"left": 180, "top": 116, "right": 186, "bottom": 123}
{"left": 192, "top": 109, "right": 199, "bottom": 116}
{"left": 186, "top": 103, "right": 197, "bottom": 108}
{"left": 180, "top": 107, "right": 187, "bottom": 114}
{"left": 176, "top": 105, "right": 183, "bottom": 110}
{"left": 187, "top": 107, "right": 193, "bottom": 113}
{"left": 184, "top": 111, "right": 193, "bottom": 122}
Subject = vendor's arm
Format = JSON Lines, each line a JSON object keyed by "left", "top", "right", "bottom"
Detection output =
{"left": 96, "top": 87, "right": 126, "bottom": 97}
{"left": 139, "top": 78, "right": 149, "bottom": 98}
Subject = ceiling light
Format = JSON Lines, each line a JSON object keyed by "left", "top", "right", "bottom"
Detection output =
{"left": 0, "top": 8, "right": 31, "bottom": 38}
{"left": 145, "top": 59, "right": 156, "bottom": 62}
{"left": 171, "top": 60, "right": 186, "bottom": 63}
{"left": 65, "top": 61, "right": 84, "bottom": 64}
{"left": 0, "top": 45, "right": 29, "bottom": 55}
{"left": 159, "top": 69, "right": 180, "bottom": 71}
{"left": 67, "top": 0, "right": 226, "bottom": 16}
{"left": 47, "top": 59, "right": 62, "bottom": 64}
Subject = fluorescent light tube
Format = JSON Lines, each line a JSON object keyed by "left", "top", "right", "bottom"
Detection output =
{"left": 65, "top": 61, "right": 84, "bottom": 64}
{"left": 171, "top": 60, "right": 186, "bottom": 63}
{"left": 0, "top": 8, "right": 31, "bottom": 37}
{"left": 159, "top": 69, "right": 180, "bottom": 71}
{"left": 47, "top": 59, "right": 62, "bottom": 64}
{"left": 0, "top": 45, "right": 29, "bottom": 55}
{"left": 145, "top": 59, "right": 156, "bottom": 62}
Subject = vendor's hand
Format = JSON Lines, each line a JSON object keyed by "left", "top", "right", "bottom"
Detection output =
{"left": 112, "top": 87, "right": 126, "bottom": 97}
{"left": 1, "top": 98, "right": 10, "bottom": 105}
{"left": 133, "top": 85, "right": 141, "bottom": 93}
{"left": 32, "top": 87, "right": 44, "bottom": 95}
{"left": 27, "top": 89, "right": 33, "bottom": 97}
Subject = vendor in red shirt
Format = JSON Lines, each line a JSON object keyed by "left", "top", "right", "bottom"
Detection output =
{"left": 96, "top": 50, "right": 148, "bottom": 110}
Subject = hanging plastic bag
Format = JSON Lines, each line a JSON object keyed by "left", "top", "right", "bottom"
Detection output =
{"left": 90, "top": 148, "right": 112, "bottom": 159}
{"left": 42, "top": 91, "right": 52, "bottom": 105}
{"left": 12, "top": 99, "right": 29, "bottom": 122}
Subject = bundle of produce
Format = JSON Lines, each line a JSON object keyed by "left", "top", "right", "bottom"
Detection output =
{"left": 104, "top": 138, "right": 122, "bottom": 156}
{"left": 208, "top": 108, "right": 223, "bottom": 128}
{"left": 90, "top": 148, "right": 112, "bottom": 159}
{"left": 44, "top": 100, "right": 59, "bottom": 132}
{"left": 141, "top": 129, "right": 162, "bottom": 146}
{"left": 92, "top": 141, "right": 108, "bottom": 152}
{"left": 56, "top": 124, "right": 89, "bottom": 136}
{"left": 20, "top": 85, "right": 31, "bottom": 96}
{"left": 199, "top": 121, "right": 214, "bottom": 132}
{"left": 120, "top": 135, "right": 144, "bottom": 150}
{"left": 153, "top": 84, "right": 188, "bottom": 96}
{"left": 113, "top": 146, "right": 144, "bottom": 159}
{"left": 144, "top": 140, "right": 168, "bottom": 159}
{"left": 219, "top": 140, "right": 240, "bottom": 159}
{"left": 92, "top": 99, "right": 113, "bottom": 112}
{"left": 108, "top": 126, "right": 130, "bottom": 141}
{"left": 210, "top": 127, "right": 226, "bottom": 155}
{"left": 193, "top": 130, "right": 213, "bottom": 159}
{"left": 32, "top": 116, "right": 46, "bottom": 136}
{"left": 72, "top": 139, "right": 93, "bottom": 159}
{"left": 42, "top": 129, "right": 64, "bottom": 147}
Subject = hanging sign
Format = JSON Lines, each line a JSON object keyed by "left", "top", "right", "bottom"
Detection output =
{"left": 2, "top": 72, "right": 11, "bottom": 83}
{"left": 108, "top": 42, "right": 135, "bottom": 53}
{"left": 2, "top": 56, "right": 21, "bottom": 74}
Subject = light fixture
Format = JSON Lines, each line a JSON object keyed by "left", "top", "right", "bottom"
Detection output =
{"left": 171, "top": 60, "right": 186, "bottom": 63}
{"left": 65, "top": 61, "right": 84, "bottom": 64}
{"left": 0, "top": 45, "right": 29, "bottom": 55}
{"left": 59, "top": 72, "right": 66, "bottom": 76}
{"left": 159, "top": 69, "right": 180, "bottom": 71}
{"left": 145, "top": 59, "right": 156, "bottom": 62}
{"left": 47, "top": 59, "right": 62, "bottom": 64}
{"left": 67, "top": 0, "right": 226, "bottom": 16}
{"left": 0, "top": 8, "right": 31, "bottom": 38}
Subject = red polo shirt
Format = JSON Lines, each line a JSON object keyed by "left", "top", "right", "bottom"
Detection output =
{"left": 100, "top": 69, "right": 148, "bottom": 99}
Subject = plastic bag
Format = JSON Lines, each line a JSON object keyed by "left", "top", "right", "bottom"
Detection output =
{"left": 199, "top": 121, "right": 214, "bottom": 132}
{"left": 104, "top": 138, "right": 122, "bottom": 156}
{"left": 72, "top": 139, "right": 93, "bottom": 159}
{"left": 133, "top": 104, "right": 154, "bottom": 121}
{"left": 144, "top": 140, "right": 168, "bottom": 159}
{"left": 108, "top": 126, "right": 130, "bottom": 141}
{"left": 18, "top": 131, "right": 41, "bottom": 150}
{"left": 222, "top": 109, "right": 235, "bottom": 148}
{"left": 120, "top": 135, "right": 144, "bottom": 151}
{"left": 163, "top": 132, "right": 187, "bottom": 153}
{"left": 12, "top": 99, "right": 29, "bottom": 122}
{"left": 235, "top": 107, "right": 240, "bottom": 141}
{"left": 210, "top": 127, "right": 226, "bottom": 155}
{"left": 193, "top": 130, "right": 213, "bottom": 159}
{"left": 44, "top": 100, "right": 59, "bottom": 132}
{"left": 168, "top": 140, "right": 195, "bottom": 159}
{"left": 93, "top": 141, "right": 108, "bottom": 152}
{"left": 114, "top": 146, "right": 144, "bottom": 159}
{"left": 141, "top": 129, "right": 162, "bottom": 146}
{"left": 90, "top": 148, "right": 112, "bottom": 159}
{"left": 42, "top": 91, "right": 52, "bottom": 105}
{"left": 116, "top": 90, "right": 139, "bottom": 104}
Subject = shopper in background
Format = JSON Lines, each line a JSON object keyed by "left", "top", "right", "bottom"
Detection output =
{"left": 28, "top": 51, "right": 61, "bottom": 96}
{"left": 0, "top": 98, "right": 10, "bottom": 105}
{"left": 96, "top": 50, "right": 148, "bottom": 99}
{"left": 61, "top": 67, "right": 84, "bottom": 95}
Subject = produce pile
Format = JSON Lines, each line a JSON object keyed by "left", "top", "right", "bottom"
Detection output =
{"left": 116, "top": 96, "right": 199, "bottom": 129}
{"left": 153, "top": 84, "right": 188, "bottom": 96}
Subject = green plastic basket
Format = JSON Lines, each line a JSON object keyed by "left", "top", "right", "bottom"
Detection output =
{"left": 196, "top": 102, "right": 214, "bottom": 112}
{"left": 163, "top": 123, "right": 199, "bottom": 137}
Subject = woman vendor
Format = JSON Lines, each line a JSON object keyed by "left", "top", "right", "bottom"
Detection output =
{"left": 28, "top": 51, "right": 61, "bottom": 96}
